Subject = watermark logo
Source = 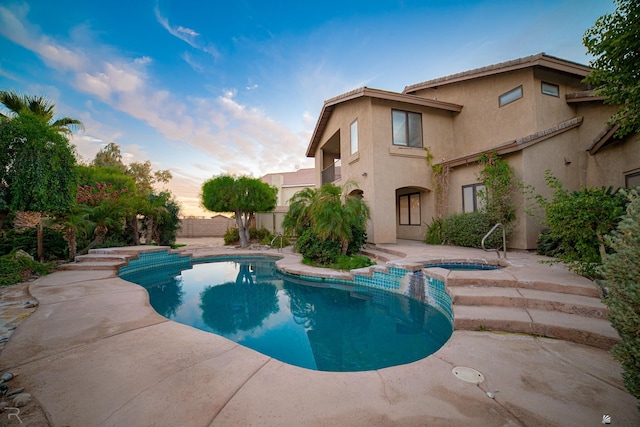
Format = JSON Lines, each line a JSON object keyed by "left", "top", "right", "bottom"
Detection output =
{"left": 6, "top": 407, "right": 22, "bottom": 424}
{"left": 602, "top": 414, "right": 612, "bottom": 424}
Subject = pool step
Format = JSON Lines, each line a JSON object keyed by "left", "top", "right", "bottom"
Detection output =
{"left": 359, "top": 248, "right": 402, "bottom": 264}
{"left": 75, "top": 253, "right": 132, "bottom": 264}
{"left": 448, "top": 286, "right": 609, "bottom": 319}
{"left": 453, "top": 305, "right": 618, "bottom": 350}
{"left": 58, "top": 246, "right": 185, "bottom": 272}
{"left": 58, "top": 260, "right": 126, "bottom": 271}
{"left": 442, "top": 272, "right": 600, "bottom": 298}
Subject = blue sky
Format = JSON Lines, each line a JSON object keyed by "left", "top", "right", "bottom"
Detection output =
{"left": 0, "top": 0, "right": 614, "bottom": 216}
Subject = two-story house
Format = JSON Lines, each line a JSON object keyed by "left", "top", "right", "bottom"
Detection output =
{"left": 305, "top": 53, "right": 640, "bottom": 249}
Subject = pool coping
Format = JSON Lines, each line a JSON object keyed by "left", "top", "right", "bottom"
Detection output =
{"left": 0, "top": 244, "right": 637, "bottom": 426}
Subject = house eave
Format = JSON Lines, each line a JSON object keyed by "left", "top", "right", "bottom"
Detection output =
{"left": 439, "top": 117, "right": 584, "bottom": 168}
{"left": 404, "top": 53, "right": 592, "bottom": 94}
{"left": 306, "top": 87, "right": 463, "bottom": 158}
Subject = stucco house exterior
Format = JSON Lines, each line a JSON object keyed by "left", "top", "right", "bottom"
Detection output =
{"left": 305, "top": 53, "right": 640, "bottom": 250}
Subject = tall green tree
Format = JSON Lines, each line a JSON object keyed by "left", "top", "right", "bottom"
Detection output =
{"left": 201, "top": 175, "right": 277, "bottom": 247}
{"left": 583, "top": 0, "right": 640, "bottom": 138}
{"left": 601, "top": 189, "right": 640, "bottom": 404}
{"left": 91, "top": 142, "right": 127, "bottom": 171}
{"left": 1, "top": 91, "right": 83, "bottom": 259}
{"left": 0, "top": 90, "right": 84, "bottom": 135}
{"left": 0, "top": 113, "right": 79, "bottom": 258}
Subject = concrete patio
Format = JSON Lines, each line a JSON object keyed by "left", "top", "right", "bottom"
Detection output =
{"left": 0, "top": 240, "right": 637, "bottom": 426}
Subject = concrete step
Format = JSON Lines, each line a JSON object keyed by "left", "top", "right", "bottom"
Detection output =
{"left": 453, "top": 305, "right": 618, "bottom": 350}
{"left": 443, "top": 271, "right": 600, "bottom": 298}
{"left": 75, "top": 253, "right": 132, "bottom": 263}
{"left": 449, "top": 286, "right": 609, "bottom": 319}
{"left": 359, "top": 248, "right": 402, "bottom": 264}
{"left": 58, "top": 260, "right": 125, "bottom": 271}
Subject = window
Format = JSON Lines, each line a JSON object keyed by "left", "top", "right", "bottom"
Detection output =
{"left": 350, "top": 119, "right": 358, "bottom": 155}
{"left": 462, "top": 184, "right": 485, "bottom": 212}
{"left": 499, "top": 86, "right": 523, "bottom": 107}
{"left": 392, "top": 110, "right": 422, "bottom": 147}
{"left": 399, "top": 193, "right": 421, "bottom": 225}
{"left": 541, "top": 82, "right": 559, "bottom": 97}
{"left": 626, "top": 171, "right": 640, "bottom": 188}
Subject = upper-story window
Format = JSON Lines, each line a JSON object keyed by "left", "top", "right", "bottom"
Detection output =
{"left": 392, "top": 110, "right": 422, "bottom": 148}
{"left": 350, "top": 119, "right": 358, "bottom": 155}
{"left": 499, "top": 86, "right": 523, "bottom": 107}
{"left": 541, "top": 82, "right": 560, "bottom": 97}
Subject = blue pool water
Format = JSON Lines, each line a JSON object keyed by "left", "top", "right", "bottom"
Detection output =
{"left": 424, "top": 262, "right": 502, "bottom": 271}
{"left": 120, "top": 256, "right": 453, "bottom": 372}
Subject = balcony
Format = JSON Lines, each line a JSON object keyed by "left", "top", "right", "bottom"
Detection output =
{"left": 321, "top": 161, "right": 342, "bottom": 185}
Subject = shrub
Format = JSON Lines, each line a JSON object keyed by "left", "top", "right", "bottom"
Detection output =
{"left": 296, "top": 228, "right": 341, "bottom": 265}
{"left": 0, "top": 227, "right": 67, "bottom": 260}
{"left": 477, "top": 152, "right": 516, "bottom": 225}
{"left": 223, "top": 227, "right": 240, "bottom": 245}
{"left": 346, "top": 225, "right": 367, "bottom": 255}
{"left": 425, "top": 217, "right": 445, "bottom": 245}
{"left": 534, "top": 171, "right": 627, "bottom": 279}
{"left": 250, "top": 227, "right": 271, "bottom": 242}
{"left": 600, "top": 189, "right": 640, "bottom": 403}
{"left": 536, "top": 228, "right": 561, "bottom": 257}
{"left": 424, "top": 212, "right": 504, "bottom": 249}
{"left": 0, "top": 250, "right": 54, "bottom": 287}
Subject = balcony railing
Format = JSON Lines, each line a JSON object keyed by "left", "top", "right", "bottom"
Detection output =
{"left": 321, "top": 161, "right": 341, "bottom": 185}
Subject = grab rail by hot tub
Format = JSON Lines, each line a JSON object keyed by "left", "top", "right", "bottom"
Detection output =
{"left": 482, "top": 223, "right": 507, "bottom": 259}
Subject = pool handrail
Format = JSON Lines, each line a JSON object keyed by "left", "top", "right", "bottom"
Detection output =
{"left": 482, "top": 223, "right": 507, "bottom": 259}
{"left": 270, "top": 232, "right": 283, "bottom": 252}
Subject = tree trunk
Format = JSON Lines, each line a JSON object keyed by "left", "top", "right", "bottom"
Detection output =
{"left": 67, "top": 227, "right": 77, "bottom": 262}
{"left": 145, "top": 216, "right": 154, "bottom": 244}
{"left": 235, "top": 211, "right": 248, "bottom": 247}
{"left": 37, "top": 218, "right": 44, "bottom": 262}
{"left": 0, "top": 210, "right": 8, "bottom": 229}
{"left": 127, "top": 216, "right": 140, "bottom": 245}
{"left": 93, "top": 225, "right": 108, "bottom": 246}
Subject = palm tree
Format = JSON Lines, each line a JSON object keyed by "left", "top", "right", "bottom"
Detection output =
{"left": 0, "top": 90, "right": 84, "bottom": 135}
{"left": 284, "top": 182, "right": 370, "bottom": 255}
{"left": 1, "top": 90, "right": 84, "bottom": 260}
{"left": 49, "top": 205, "right": 94, "bottom": 261}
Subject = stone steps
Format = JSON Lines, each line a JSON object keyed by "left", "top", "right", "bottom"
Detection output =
{"left": 58, "top": 261, "right": 126, "bottom": 271}
{"left": 438, "top": 268, "right": 617, "bottom": 349}
{"left": 448, "top": 286, "right": 609, "bottom": 319}
{"left": 58, "top": 246, "right": 181, "bottom": 272}
{"left": 360, "top": 246, "right": 403, "bottom": 264}
{"left": 453, "top": 305, "right": 618, "bottom": 350}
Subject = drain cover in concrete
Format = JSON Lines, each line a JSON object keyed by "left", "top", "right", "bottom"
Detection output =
{"left": 452, "top": 367, "right": 485, "bottom": 384}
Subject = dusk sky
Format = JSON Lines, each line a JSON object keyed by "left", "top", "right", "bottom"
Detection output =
{"left": 0, "top": 0, "right": 614, "bottom": 216}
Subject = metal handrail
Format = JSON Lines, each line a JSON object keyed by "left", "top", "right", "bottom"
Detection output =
{"left": 270, "top": 233, "right": 283, "bottom": 252}
{"left": 482, "top": 223, "right": 507, "bottom": 259}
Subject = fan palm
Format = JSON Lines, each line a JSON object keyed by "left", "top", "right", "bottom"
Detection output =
{"left": 0, "top": 90, "right": 84, "bottom": 135}
{"left": 284, "top": 182, "right": 370, "bottom": 255}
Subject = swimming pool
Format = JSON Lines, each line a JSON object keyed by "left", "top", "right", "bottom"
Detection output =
{"left": 120, "top": 256, "right": 453, "bottom": 372}
{"left": 424, "top": 262, "right": 502, "bottom": 271}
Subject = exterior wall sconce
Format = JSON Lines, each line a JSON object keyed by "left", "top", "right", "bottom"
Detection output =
{"left": 362, "top": 172, "right": 368, "bottom": 177}
{"left": 564, "top": 157, "right": 572, "bottom": 165}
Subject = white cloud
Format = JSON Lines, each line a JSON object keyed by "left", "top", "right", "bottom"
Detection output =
{"left": 1, "top": 3, "right": 313, "bottom": 215}
{"left": 153, "top": 5, "right": 220, "bottom": 59}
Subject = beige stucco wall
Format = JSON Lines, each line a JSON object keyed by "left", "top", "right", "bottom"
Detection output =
{"left": 414, "top": 69, "right": 541, "bottom": 153}
{"left": 310, "top": 64, "right": 639, "bottom": 250}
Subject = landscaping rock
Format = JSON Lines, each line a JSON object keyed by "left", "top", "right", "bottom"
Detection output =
{"left": 12, "top": 392, "right": 32, "bottom": 407}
